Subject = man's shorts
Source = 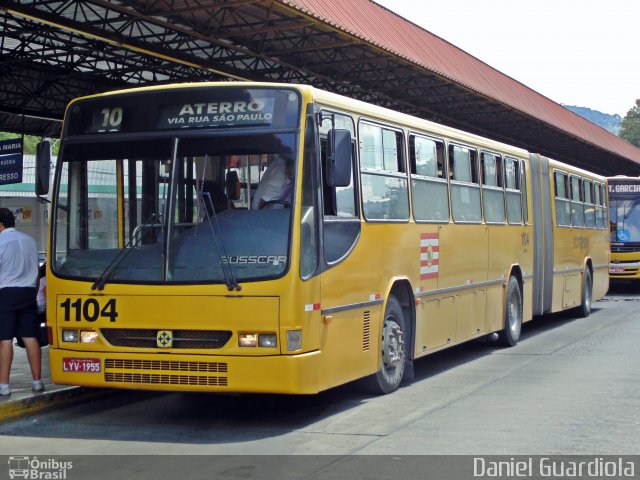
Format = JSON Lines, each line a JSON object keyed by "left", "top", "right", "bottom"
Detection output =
{"left": 0, "top": 287, "right": 38, "bottom": 340}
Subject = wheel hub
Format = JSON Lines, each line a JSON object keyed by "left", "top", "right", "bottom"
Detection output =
{"left": 382, "top": 320, "right": 405, "bottom": 369}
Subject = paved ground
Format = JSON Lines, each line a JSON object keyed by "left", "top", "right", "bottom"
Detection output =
{"left": 1, "top": 290, "right": 639, "bottom": 454}
{"left": 0, "top": 344, "right": 92, "bottom": 421}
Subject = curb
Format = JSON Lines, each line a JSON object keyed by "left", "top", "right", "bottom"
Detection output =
{"left": 0, "top": 387, "right": 115, "bottom": 422}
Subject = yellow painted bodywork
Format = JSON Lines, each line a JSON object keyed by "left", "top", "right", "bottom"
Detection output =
{"left": 47, "top": 83, "right": 608, "bottom": 394}
{"left": 548, "top": 161, "right": 610, "bottom": 310}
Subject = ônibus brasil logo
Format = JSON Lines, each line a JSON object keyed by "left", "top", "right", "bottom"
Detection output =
{"left": 8, "top": 456, "right": 72, "bottom": 479}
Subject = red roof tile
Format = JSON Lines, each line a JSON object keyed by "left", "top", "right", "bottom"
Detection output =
{"left": 281, "top": 0, "right": 640, "bottom": 163}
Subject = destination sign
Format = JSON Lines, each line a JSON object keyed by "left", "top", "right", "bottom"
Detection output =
{"left": 66, "top": 87, "right": 300, "bottom": 136}
{"left": 0, "top": 138, "right": 23, "bottom": 186}
{"left": 609, "top": 183, "right": 640, "bottom": 195}
{"left": 157, "top": 97, "right": 275, "bottom": 129}
{"left": 0, "top": 138, "right": 23, "bottom": 155}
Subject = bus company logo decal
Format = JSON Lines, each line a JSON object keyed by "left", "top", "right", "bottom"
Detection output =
{"left": 420, "top": 233, "right": 439, "bottom": 280}
{"left": 156, "top": 330, "right": 173, "bottom": 348}
{"left": 7, "top": 456, "right": 72, "bottom": 479}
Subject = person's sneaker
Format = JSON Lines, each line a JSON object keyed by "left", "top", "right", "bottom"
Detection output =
{"left": 32, "top": 380, "right": 45, "bottom": 392}
{"left": 0, "top": 384, "right": 10, "bottom": 396}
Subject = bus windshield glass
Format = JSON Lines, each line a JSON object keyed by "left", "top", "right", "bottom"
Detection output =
{"left": 52, "top": 87, "right": 300, "bottom": 285}
{"left": 609, "top": 196, "right": 640, "bottom": 244}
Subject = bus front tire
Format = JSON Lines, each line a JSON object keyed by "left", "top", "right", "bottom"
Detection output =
{"left": 498, "top": 276, "right": 522, "bottom": 347}
{"left": 362, "top": 295, "right": 407, "bottom": 395}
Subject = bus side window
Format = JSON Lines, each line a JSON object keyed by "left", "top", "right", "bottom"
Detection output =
{"left": 505, "top": 157, "right": 522, "bottom": 224}
{"left": 521, "top": 161, "right": 529, "bottom": 224}
{"left": 449, "top": 144, "right": 481, "bottom": 223}
{"left": 320, "top": 111, "right": 360, "bottom": 264}
{"left": 595, "top": 183, "right": 606, "bottom": 229}
{"left": 554, "top": 171, "right": 571, "bottom": 226}
{"left": 570, "top": 175, "right": 585, "bottom": 227}
{"left": 410, "top": 134, "right": 449, "bottom": 222}
{"left": 359, "top": 122, "right": 409, "bottom": 221}
{"left": 583, "top": 180, "right": 596, "bottom": 228}
{"left": 481, "top": 151, "right": 505, "bottom": 224}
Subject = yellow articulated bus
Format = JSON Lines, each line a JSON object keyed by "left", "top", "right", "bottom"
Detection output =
{"left": 607, "top": 176, "right": 640, "bottom": 280}
{"left": 36, "top": 83, "right": 609, "bottom": 395}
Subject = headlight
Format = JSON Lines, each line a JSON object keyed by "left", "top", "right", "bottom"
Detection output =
{"left": 239, "top": 333, "right": 278, "bottom": 348}
{"left": 258, "top": 334, "right": 277, "bottom": 348}
{"left": 80, "top": 330, "right": 99, "bottom": 343}
{"left": 62, "top": 329, "right": 78, "bottom": 342}
{"left": 238, "top": 333, "right": 258, "bottom": 347}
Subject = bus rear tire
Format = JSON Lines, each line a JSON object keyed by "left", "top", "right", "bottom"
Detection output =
{"left": 362, "top": 295, "right": 407, "bottom": 395}
{"left": 498, "top": 276, "right": 522, "bottom": 347}
{"left": 578, "top": 268, "right": 593, "bottom": 318}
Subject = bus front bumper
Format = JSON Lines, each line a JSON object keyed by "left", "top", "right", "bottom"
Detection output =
{"left": 609, "top": 261, "right": 640, "bottom": 279}
{"left": 49, "top": 348, "right": 322, "bottom": 394}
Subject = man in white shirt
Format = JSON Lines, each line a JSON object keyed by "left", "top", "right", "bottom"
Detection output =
{"left": 0, "top": 208, "right": 43, "bottom": 395}
{"left": 251, "top": 154, "right": 294, "bottom": 209}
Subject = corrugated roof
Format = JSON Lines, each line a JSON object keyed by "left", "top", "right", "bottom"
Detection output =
{"left": 281, "top": 0, "right": 640, "bottom": 163}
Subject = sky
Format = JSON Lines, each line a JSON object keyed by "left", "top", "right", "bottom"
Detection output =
{"left": 373, "top": 0, "right": 639, "bottom": 117}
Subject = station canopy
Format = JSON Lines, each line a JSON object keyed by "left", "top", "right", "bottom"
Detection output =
{"left": 2, "top": 0, "right": 640, "bottom": 175}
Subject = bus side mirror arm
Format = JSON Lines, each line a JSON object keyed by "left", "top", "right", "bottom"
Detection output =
{"left": 327, "top": 129, "right": 352, "bottom": 188}
{"left": 35, "top": 139, "right": 51, "bottom": 198}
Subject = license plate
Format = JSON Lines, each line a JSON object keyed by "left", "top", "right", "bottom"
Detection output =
{"left": 609, "top": 267, "right": 624, "bottom": 274}
{"left": 63, "top": 358, "right": 101, "bottom": 373}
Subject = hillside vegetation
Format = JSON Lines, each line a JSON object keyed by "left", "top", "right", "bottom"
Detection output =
{"left": 564, "top": 105, "right": 621, "bottom": 135}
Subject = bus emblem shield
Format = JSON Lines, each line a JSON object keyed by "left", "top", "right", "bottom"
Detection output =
{"left": 157, "top": 330, "right": 173, "bottom": 348}
{"left": 420, "top": 233, "right": 439, "bottom": 280}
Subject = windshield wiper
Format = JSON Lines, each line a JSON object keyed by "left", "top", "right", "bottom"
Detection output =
{"left": 199, "top": 191, "right": 241, "bottom": 291}
{"left": 623, "top": 197, "right": 640, "bottom": 222}
{"left": 91, "top": 213, "right": 159, "bottom": 291}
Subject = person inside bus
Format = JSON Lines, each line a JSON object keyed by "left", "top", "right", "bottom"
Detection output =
{"left": 225, "top": 170, "right": 241, "bottom": 207}
{"left": 200, "top": 180, "right": 228, "bottom": 217}
{"left": 251, "top": 154, "right": 294, "bottom": 209}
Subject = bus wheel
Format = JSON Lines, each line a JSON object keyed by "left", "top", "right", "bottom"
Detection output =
{"left": 363, "top": 295, "right": 407, "bottom": 394}
{"left": 579, "top": 268, "right": 593, "bottom": 318}
{"left": 498, "top": 276, "right": 522, "bottom": 347}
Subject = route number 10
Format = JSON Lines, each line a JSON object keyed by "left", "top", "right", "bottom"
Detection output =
{"left": 100, "top": 107, "right": 123, "bottom": 130}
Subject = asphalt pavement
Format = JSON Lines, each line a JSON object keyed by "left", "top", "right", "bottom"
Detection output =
{"left": 0, "top": 344, "right": 103, "bottom": 421}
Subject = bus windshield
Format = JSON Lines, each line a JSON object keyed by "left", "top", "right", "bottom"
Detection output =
{"left": 609, "top": 196, "right": 640, "bottom": 244}
{"left": 52, "top": 131, "right": 297, "bottom": 285}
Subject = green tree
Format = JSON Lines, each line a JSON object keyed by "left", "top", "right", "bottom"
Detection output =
{"left": 619, "top": 99, "right": 640, "bottom": 148}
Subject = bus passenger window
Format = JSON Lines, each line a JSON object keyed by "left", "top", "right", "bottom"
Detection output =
{"left": 521, "top": 162, "right": 529, "bottom": 224}
{"left": 449, "top": 145, "right": 481, "bottom": 223}
{"left": 554, "top": 171, "right": 571, "bottom": 226}
{"left": 359, "top": 122, "right": 409, "bottom": 221}
{"left": 410, "top": 135, "right": 449, "bottom": 222}
{"left": 360, "top": 123, "right": 384, "bottom": 171}
{"left": 595, "top": 183, "right": 606, "bottom": 229}
{"left": 570, "top": 176, "right": 585, "bottom": 227}
{"left": 481, "top": 152, "right": 505, "bottom": 224}
{"left": 583, "top": 180, "right": 596, "bottom": 228}
{"left": 505, "top": 158, "right": 522, "bottom": 224}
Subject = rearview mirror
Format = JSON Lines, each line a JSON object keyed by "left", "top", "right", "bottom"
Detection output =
{"left": 35, "top": 139, "right": 51, "bottom": 196}
{"left": 327, "top": 129, "right": 352, "bottom": 188}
